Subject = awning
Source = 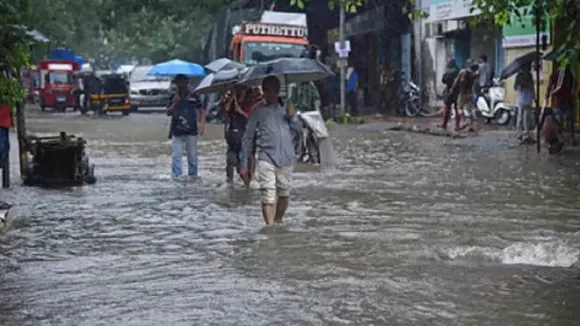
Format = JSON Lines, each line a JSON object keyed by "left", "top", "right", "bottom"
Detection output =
{"left": 344, "top": 6, "right": 385, "bottom": 38}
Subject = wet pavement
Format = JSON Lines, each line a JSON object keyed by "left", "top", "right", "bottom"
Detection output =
{"left": 1, "top": 108, "right": 580, "bottom": 325}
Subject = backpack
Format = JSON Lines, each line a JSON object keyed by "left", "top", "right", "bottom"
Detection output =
{"left": 171, "top": 96, "right": 199, "bottom": 136}
{"left": 225, "top": 113, "right": 248, "bottom": 152}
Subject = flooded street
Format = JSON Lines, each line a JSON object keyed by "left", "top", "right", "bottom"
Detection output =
{"left": 1, "top": 109, "right": 580, "bottom": 325}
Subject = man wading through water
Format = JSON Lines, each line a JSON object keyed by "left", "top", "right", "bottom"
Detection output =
{"left": 240, "top": 76, "right": 302, "bottom": 226}
{"left": 167, "top": 74, "right": 205, "bottom": 178}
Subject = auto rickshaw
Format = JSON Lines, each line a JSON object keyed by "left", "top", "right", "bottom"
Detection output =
{"left": 80, "top": 71, "right": 132, "bottom": 116}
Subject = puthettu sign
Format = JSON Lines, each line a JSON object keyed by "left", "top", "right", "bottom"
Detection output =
{"left": 242, "top": 23, "right": 308, "bottom": 39}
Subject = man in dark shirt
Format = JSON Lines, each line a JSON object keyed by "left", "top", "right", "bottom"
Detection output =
{"left": 167, "top": 74, "right": 205, "bottom": 178}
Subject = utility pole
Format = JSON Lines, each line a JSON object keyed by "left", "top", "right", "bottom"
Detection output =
{"left": 535, "top": 0, "right": 541, "bottom": 153}
{"left": 339, "top": 0, "right": 346, "bottom": 116}
{"left": 417, "top": 0, "right": 423, "bottom": 113}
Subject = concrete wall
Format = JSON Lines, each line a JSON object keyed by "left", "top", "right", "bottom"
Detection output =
{"left": 413, "top": 20, "right": 453, "bottom": 108}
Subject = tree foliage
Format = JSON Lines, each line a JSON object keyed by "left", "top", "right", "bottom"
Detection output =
{"left": 471, "top": 0, "right": 579, "bottom": 67}
{"left": 0, "top": 1, "right": 32, "bottom": 108}
{"left": 23, "top": 0, "right": 232, "bottom": 66}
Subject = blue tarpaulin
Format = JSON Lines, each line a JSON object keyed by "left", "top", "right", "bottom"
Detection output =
{"left": 48, "top": 48, "right": 83, "bottom": 67}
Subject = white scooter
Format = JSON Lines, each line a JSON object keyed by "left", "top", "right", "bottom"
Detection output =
{"left": 476, "top": 78, "right": 514, "bottom": 125}
{"left": 296, "top": 100, "right": 329, "bottom": 165}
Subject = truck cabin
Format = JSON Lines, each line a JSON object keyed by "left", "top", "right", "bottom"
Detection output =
{"left": 39, "top": 61, "right": 79, "bottom": 89}
{"left": 230, "top": 22, "right": 309, "bottom": 65}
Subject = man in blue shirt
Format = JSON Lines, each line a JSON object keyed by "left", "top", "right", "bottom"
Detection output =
{"left": 346, "top": 65, "right": 359, "bottom": 116}
{"left": 167, "top": 74, "right": 205, "bottom": 178}
{"left": 240, "top": 76, "right": 302, "bottom": 226}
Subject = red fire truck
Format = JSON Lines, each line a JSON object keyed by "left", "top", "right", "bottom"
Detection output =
{"left": 38, "top": 60, "right": 80, "bottom": 112}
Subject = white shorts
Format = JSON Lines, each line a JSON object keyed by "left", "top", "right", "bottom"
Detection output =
{"left": 258, "top": 160, "right": 293, "bottom": 204}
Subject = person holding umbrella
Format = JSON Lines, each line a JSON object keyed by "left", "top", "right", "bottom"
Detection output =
{"left": 167, "top": 74, "right": 205, "bottom": 178}
{"left": 239, "top": 76, "right": 302, "bottom": 226}
{"left": 514, "top": 63, "right": 535, "bottom": 143}
{"left": 222, "top": 84, "right": 260, "bottom": 185}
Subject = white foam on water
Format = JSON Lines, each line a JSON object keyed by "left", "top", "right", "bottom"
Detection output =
{"left": 443, "top": 240, "right": 580, "bottom": 268}
{"left": 498, "top": 241, "right": 580, "bottom": 268}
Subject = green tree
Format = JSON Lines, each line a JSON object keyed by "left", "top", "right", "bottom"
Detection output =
{"left": 23, "top": 0, "right": 232, "bottom": 65}
{"left": 469, "top": 0, "right": 579, "bottom": 66}
{"left": 0, "top": 1, "right": 32, "bottom": 109}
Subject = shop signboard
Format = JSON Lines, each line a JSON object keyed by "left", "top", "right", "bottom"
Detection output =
{"left": 427, "top": 0, "right": 480, "bottom": 22}
{"left": 502, "top": 5, "right": 550, "bottom": 48}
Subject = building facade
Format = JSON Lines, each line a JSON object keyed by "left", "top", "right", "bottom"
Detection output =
{"left": 326, "top": 2, "right": 411, "bottom": 113}
{"left": 414, "top": 0, "right": 504, "bottom": 106}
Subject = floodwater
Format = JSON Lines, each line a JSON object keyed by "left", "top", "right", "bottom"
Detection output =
{"left": 1, "top": 109, "right": 580, "bottom": 325}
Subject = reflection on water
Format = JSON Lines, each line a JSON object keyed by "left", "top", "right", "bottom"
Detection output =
{"left": 1, "top": 121, "right": 580, "bottom": 325}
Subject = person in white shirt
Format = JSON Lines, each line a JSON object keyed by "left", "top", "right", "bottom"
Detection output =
{"left": 514, "top": 63, "right": 535, "bottom": 142}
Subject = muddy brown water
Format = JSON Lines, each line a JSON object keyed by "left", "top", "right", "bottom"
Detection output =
{"left": 1, "top": 109, "right": 579, "bottom": 325}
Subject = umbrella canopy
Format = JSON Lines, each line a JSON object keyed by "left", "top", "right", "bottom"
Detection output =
{"left": 147, "top": 59, "right": 206, "bottom": 78}
{"left": 543, "top": 48, "right": 576, "bottom": 61}
{"left": 195, "top": 68, "right": 248, "bottom": 94}
{"left": 205, "top": 58, "right": 246, "bottom": 73}
{"left": 500, "top": 51, "right": 542, "bottom": 80}
{"left": 237, "top": 58, "right": 334, "bottom": 86}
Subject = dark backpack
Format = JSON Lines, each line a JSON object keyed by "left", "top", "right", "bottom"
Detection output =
{"left": 171, "top": 97, "right": 199, "bottom": 136}
{"left": 442, "top": 69, "right": 458, "bottom": 88}
{"left": 225, "top": 113, "right": 247, "bottom": 152}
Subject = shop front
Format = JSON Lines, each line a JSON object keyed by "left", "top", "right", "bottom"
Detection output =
{"left": 327, "top": 4, "right": 410, "bottom": 113}
{"left": 501, "top": 5, "right": 552, "bottom": 108}
{"left": 426, "top": 0, "right": 503, "bottom": 88}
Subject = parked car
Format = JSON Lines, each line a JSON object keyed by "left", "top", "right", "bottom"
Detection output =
{"left": 129, "top": 66, "right": 171, "bottom": 110}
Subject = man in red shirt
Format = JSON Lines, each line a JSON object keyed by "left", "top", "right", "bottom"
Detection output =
{"left": 222, "top": 85, "right": 260, "bottom": 185}
{"left": 545, "top": 64, "right": 574, "bottom": 135}
{"left": 0, "top": 103, "right": 13, "bottom": 168}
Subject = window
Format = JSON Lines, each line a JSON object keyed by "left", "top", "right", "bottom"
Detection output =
{"left": 242, "top": 42, "right": 307, "bottom": 65}
{"left": 130, "top": 67, "right": 171, "bottom": 83}
{"left": 48, "top": 72, "right": 72, "bottom": 85}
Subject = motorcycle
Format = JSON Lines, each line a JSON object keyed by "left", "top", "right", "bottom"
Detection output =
{"left": 391, "top": 73, "right": 422, "bottom": 117}
{"left": 476, "top": 78, "right": 514, "bottom": 125}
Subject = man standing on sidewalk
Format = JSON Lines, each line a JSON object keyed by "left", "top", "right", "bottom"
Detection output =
{"left": 239, "top": 76, "right": 302, "bottom": 226}
{"left": 346, "top": 64, "right": 359, "bottom": 116}
{"left": 167, "top": 74, "right": 205, "bottom": 178}
{"left": 514, "top": 63, "right": 535, "bottom": 143}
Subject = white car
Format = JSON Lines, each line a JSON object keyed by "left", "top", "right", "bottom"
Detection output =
{"left": 128, "top": 66, "right": 172, "bottom": 109}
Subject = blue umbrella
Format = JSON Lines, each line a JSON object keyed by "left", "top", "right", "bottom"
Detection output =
{"left": 147, "top": 59, "right": 206, "bottom": 78}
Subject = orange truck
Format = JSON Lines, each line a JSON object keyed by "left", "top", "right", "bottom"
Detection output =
{"left": 229, "top": 11, "right": 309, "bottom": 65}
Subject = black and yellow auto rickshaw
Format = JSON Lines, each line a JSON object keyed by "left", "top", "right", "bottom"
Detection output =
{"left": 80, "top": 71, "right": 132, "bottom": 116}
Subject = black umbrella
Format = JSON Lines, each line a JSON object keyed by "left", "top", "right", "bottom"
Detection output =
{"left": 237, "top": 58, "right": 334, "bottom": 86}
{"left": 194, "top": 68, "right": 248, "bottom": 94}
{"left": 205, "top": 58, "right": 246, "bottom": 73}
{"left": 543, "top": 48, "right": 576, "bottom": 61}
{"left": 499, "top": 51, "right": 543, "bottom": 80}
